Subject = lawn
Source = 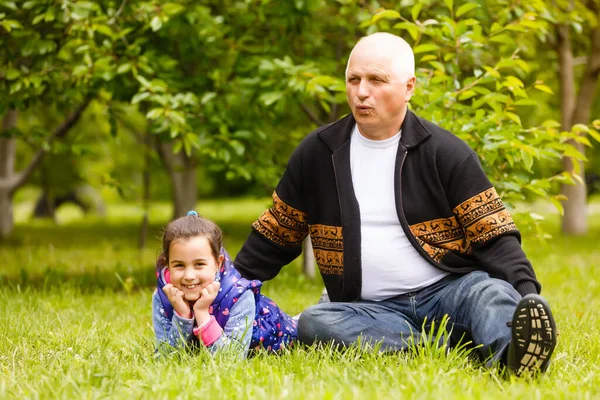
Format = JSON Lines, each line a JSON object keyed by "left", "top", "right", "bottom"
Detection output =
{"left": 1, "top": 197, "right": 599, "bottom": 399}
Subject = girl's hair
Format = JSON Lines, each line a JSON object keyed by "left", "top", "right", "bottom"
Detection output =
{"left": 156, "top": 214, "right": 223, "bottom": 270}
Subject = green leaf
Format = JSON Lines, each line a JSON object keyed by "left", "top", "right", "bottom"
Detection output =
{"left": 549, "top": 197, "right": 564, "bottom": 216}
{"left": 420, "top": 55, "right": 437, "bottom": 62}
{"left": 456, "top": 3, "right": 478, "bottom": 18}
{"left": 393, "top": 22, "right": 420, "bottom": 40}
{"left": 563, "top": 145, "right": 587, "bottom": 161}
{"left": 372, "top": 9, "right": 401, "bottom": 23}
{"left": 588, "top": 129, "right": 600, "bottom": 143}
{"left": 233, "top": 130, "right": 253, "bottom": 139}
{"left": 93, "top": 24, "right": 113, "bottom": 38}
{"left": 131, "top": 92, "right": 150, "bottom": 104}
{"left": 535, "top": 84, "right": 553, "bottom": 94}
{"left": 32, "top": 13, "right": 45, "bottom": 24}
{"left": 146, "top": 108, "right": 164, "bottom": 119}
{"left": 414, "top": 43, "right": 439, "bottom": 54}
{"left": 172, "top": 139, "right": 183, "bottom": 154}
{"left": 457, "top": 90, "right": 476, "bottom": 101}
{"left": 514, "top": 99, "right": 538, "bottom": 106}
{"left": 444, "top": 0, "right": 453, "bottom": 13}
{"left": 411, "top": 3, "right": 422, "bottom": 21}
{"left": 505, "top": 112, "right": 521, "bottom": 125}
{"left": 162, "top": 2, "right": 185, "bottom": 15}
{"left": 571, "top": 124, "right": 589, "bottom": 133}
{"left": 489, "top": 34, "right": 514, "bottom": 44}
{"left": 495, "top": 59, "right": 517, "bottom": 69}
{"left": 201, "top": 92, "right": 217, "bottom": 104}
{"left": 520, "top": 148, "right": 533, "bottom": 172}
{"left": 0, "top": 1, "right": 17, "bottom": 10}
{"left": 183, "top": 137, "right": 192, "bottom": 156}
{"left": 1, "top": 19, "right": 22, "bottom": 32}
{"left": 525, "top": 185, "right": 547, "bottom": 197}
{"left": 530, "top": 213, "right": 545, "bottom": 221}
{"left": 542, "top": 120, "right": 561, "bottom": 128}
{"left": 504, "top": 76, "right": 524, "bottom": 88}
{"left": 230, "top": 140, "right": 245, "bottom": 156}
{"left": 428, "top": 61, "right": 445, "bottom": 72}
{"left": 573, "top": 135, "right": 592, "bottom": 147}
{"left": 490, "top": 22, "right": 502, "bottom": 34}
{"left": 260, "top": 91, "right": 284, "bottom": 106}
{"left": 136, "top": 75, "right": 151, "bottom": 88}
{"left": 150, "top": 16, "right": 162, "bottom": 32}
{"left": 483, "top": 66, "right": 500, "bottom": 78}
{"left": 72, "top": 65, "right": 88, "bottom": 77}
{"left": 116, "top": 63, "right": 131, "bottom": 74}
{"left": 5, "top": 67, "right": 20, "bottom": 80}
{"left": 443, "top": 52, "right": 455, "bottom": 62}
{"left": 9, "top": 80, "right": 21, "bottom": 94}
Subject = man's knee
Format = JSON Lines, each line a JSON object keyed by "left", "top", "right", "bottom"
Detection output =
{"left": 297, "top": 305, "right": 328, "bottom": 345}
{"left": 468, "top": 275, "right": 520, "bottom": 307}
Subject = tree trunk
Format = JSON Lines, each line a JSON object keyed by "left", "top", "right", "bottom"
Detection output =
{"left": 0, "top": 109, "right": 18, "bottom": 237}
{"left": 0, "top": 100, "right": 91, "bottom": 237}
{"left": 156, "top": 142, "right": 197, "bottom": 218}
{"left": 557, "top": 21, "right": 600, "bottom": 235}
{"left": 303, "top": 235, "right": 316, "bottom": 278}
{"left": 557, "top": 24, "right": 586, "bottom": 235}
{"left": 139, "top": 131, "right": 151, "bottom": 249}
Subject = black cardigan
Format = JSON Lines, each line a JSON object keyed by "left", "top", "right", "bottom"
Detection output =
{"left": 235, "top": 110, "right": 540, "bottom": 301}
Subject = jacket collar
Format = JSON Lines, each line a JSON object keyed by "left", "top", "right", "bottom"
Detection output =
{"left": 318, "top": 109, "right": 432, "bottom": 151}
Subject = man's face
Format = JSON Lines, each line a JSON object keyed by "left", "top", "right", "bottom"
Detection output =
{"left": 346, "top": 45, "right": 415, "bottom": 139}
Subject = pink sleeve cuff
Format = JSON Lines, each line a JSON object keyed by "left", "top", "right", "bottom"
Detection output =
{"left": 194, "top": 316, "right": 223, "bottom": 346}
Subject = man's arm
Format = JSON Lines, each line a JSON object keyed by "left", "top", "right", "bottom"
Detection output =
{"left": 235, "top": 149, "right": 308, "bottom": 281}
{"left": 446, "top": 152, "right": 541, "bottom": 296}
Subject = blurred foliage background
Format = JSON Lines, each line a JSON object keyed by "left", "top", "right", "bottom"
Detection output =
{"left": 1, "top": 0, "right": 599, "bottom": 241}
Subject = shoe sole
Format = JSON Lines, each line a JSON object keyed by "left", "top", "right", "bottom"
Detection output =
{"left": 511, "top": 295, "right": 557, "bottom": 375}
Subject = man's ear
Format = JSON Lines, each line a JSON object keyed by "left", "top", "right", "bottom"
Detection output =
{"left": 405, "top": 76, "right": 416, "bottom": 100}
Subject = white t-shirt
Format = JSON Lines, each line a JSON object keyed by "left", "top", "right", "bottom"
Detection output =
{"left": 350, "top": 124, "right": 449, "bottom": 301}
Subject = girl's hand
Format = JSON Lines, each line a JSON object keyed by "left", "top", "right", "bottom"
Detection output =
{"left": 162, "top": 283, "right": 192, "bottom": 319}
{"left": 193, "top": 281, "right": 220, "bottom": 325}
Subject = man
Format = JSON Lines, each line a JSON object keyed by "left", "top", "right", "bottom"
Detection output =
{"left": 234, "top": 32, "right": 557, "bottom": 375}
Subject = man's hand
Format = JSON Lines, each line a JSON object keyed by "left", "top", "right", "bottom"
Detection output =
{"left": 193, "top": 281, "right": 221, "bottom": 326}
{"left": 162, "top": 283, "right": 192, "bottom": 319}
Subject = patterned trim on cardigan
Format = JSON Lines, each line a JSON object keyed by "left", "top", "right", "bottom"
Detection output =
{"left": 410, "top": 187, "right": 516, "bottom": 261}
{"left": 410, "top": 216, "right": 469, "bottom": 262}
{"left": 310, "top": 224, "right": 343, "bottom": 275}
{"left": 453, "top": 187, "right": 517, "bottom": 244}
{"left": 252, "top": 191, "right": 308, "bottom": 247}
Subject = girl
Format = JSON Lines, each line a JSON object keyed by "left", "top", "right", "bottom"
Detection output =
{"left": 152, "top": 211, "right": 297, "bottom": 358}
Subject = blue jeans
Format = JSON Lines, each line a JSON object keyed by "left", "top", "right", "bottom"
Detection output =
{"left": 298, "top": 271, "right": 521, "bottom": 365}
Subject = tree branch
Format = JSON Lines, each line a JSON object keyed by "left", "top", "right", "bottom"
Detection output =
{"left": 299, "top": 102, "right": 324, "bottom": 126}
{"left": 9, "top": 97, "right": 93, "bottom": 194}
{"left": 109, "top": 0, "right": 128, "bottom": 25}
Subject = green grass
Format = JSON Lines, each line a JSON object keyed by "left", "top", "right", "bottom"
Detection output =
{"left": 1, "top": 198, "right": 600, "bottom": 399}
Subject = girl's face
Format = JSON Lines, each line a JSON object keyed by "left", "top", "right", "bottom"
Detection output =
{"left": 168, "top": 235, "right": 223, "bottom": 302}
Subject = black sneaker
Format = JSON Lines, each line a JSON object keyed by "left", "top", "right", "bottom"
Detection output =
{"left": 506, "top": 294, "right": 557, "bottom": 376}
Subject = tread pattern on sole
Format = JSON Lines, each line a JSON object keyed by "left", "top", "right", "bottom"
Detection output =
{"left": 511, "top": 297, "right": 556, "bottom": 375}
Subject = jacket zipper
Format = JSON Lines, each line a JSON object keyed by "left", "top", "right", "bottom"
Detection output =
{"left": 396, "top": 149, "right": 453, "bottom": 272}
{"left": 332, "top": 154, "right": 344, "bottom": 225}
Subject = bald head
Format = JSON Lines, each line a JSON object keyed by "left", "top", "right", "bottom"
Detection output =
{"left": 346, "top": 33, "right": 415, "bottom": 83}
{"left": 345, "top": 32, "right": 416, "bottom": 140}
